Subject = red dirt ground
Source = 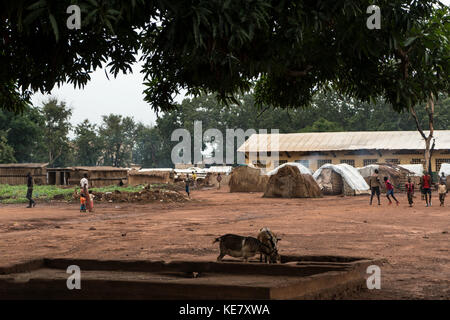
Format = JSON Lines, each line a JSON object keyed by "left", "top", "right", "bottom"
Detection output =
{"left": 0, "top": 187, "right": 448, "bottom": 299}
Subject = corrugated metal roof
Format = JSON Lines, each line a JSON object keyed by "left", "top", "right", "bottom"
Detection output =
{"left": 0, "top": 163, "right": 48, "bottom": 168}
{"left": 238, "top": 131, "right": 450, "bottom": 152}
{"left": 68, "top": 166, "right": 129, "bottom": 171}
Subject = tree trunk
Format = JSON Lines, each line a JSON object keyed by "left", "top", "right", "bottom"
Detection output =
{"left": 409, "top": 93, "right": 435, "bottom": 176}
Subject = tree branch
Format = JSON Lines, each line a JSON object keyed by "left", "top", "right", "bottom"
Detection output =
{"left": 409, "top": 105, "right": 427, "bottom": 140}
{"left": 286, "top": 65, "right": 313, "bottom": 77}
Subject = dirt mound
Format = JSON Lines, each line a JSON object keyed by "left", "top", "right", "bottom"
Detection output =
{"left": 263, "top": 165, "right": 321, "bottom": 198}
{"left": 73, "top": 187, "right": 190, "bottom": 203}
{"left": 229, "top": 166, "right": 269, "bottom": 192}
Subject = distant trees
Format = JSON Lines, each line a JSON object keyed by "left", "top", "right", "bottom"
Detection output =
{"left": 73, "top": 120, "right": 102, "bottom": 166}
{"left": 0, "top": 130, "right": 16, "bottom": 163}
{"left": 1, "top": 92, "right": 449, "bottom": 167}
{"left": 98, "top": 115, "right": 136, "bottom": 167}
{"left": 40, "top": 98, "right": 73, "bottom": 167}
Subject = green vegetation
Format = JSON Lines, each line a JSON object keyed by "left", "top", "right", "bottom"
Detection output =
{"left": 0, "top": 184, "right": 146, "bottom": 204}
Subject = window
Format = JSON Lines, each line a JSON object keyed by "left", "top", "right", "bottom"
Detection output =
{"left": 436, "top": 159, "right": 450, "bottom": 172}
{"left": 385, "top": 159, "right": 400, "bottom": 165}
{"left": 317, "top": 159, "right": 332, "bottom": 167}
{"left": 340, "top": 159, "right": 355, "bottom": 167}
{"left": 295, "top": 160, "right": 310, "bottom": 168}
{"left": 410, "top": 158, "right": 423, "bottom": 165}
{"left": 363, "top": 159, "right": 378, "bottom": 166}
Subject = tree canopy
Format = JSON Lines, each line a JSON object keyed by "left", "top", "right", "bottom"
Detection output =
{"left": 1, "top": 0, "right": 448, "bottom": 113}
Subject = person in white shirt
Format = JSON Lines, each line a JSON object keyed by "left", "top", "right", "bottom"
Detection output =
{"left": 80, "top": 173, "right": 92, "bottom": 212}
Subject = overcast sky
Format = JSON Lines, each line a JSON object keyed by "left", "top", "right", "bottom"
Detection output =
{"left": 31, "top": 59, "right": 170, "bottom": 128}
{"left": 31, "top": 1, "right": 450, "bottom": 127}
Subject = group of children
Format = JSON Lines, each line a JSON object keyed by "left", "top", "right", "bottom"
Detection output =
{"left": 370, "top": 169, "right": 447, "bottom": 207}
{"left": 80, "top": 190, "right": 94, "bottom": 212}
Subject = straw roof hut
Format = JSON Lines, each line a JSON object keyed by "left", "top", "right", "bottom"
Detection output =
{"left": 358, "top": 163, "right": 417, "bottom": 191}
{"left": 229, "top": 166, "right": 269, "bottom": 192}
{"left": 264, "top": 165, "right": 321, "bottom": 198}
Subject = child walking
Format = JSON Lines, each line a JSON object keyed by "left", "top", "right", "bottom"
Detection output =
{"left": 438, "top": 181, "right": 447, "bottom": 207}
{"left": 384, "top": 177, "right": 399, "bottom": 206}
{"left": 405, "top": 177, "right": 415, "bottom": 207}
{"left": 80, "top": 195, "right": 87, "bottom": 212}
{"left": 89, "top": 190, "right": 95, "bottom": 212}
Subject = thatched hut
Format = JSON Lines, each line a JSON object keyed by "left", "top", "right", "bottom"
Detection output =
{"left": 66, "top": 166, "right": 129, "bottom": 187}
{"left": 313, "top": 163, "right": 370, "bottom": 196}
{"left": 0, "top": 163, "right": 48, "bottom": 185}
{"left": 263, "top": 165, "right": 321, "bottom": 198}
{"left": 128, "top": 169, "right": 174, "bottom": 186}
{"left": 228, "top": 166, "right": 269, "bottom": 192}
{"left": 358, "top": 163, "right": 417, "bottom": 192}
{"left": 203, "top": 166, "right": 232, "bottom": 188}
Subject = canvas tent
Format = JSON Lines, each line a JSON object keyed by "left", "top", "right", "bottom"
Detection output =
{"left": 439, "top": 163, "right": 450, "bottom": 188}
{"left": 313, "top": 163, "right": 370, "bottom": 196}
{"left": 264, "top": 165, "right": 321, "bottom": 198}
{"left": 399, "top": 164, "right": 424, "bottom": 176}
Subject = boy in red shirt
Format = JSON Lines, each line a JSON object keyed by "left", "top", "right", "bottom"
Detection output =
{"left": 421, "top": 171, "right": 432, "bottom": 207}
{"left": 405, "top": 177, "right": 414, "bottom": 207}
{"left": 384, "top": 176, "right": 399, "bottom": 206}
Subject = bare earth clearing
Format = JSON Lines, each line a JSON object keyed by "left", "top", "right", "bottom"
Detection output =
{"left": 0, "top": 187, "right": 448, "bottom": 299}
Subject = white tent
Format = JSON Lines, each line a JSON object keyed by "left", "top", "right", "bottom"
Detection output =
{"left": 206, "top": 166, "right": 233, "bottom": 175}
{"left": 314, "top": 163, "right": 370, "bottom": 194}
{"left": 357, "top": 164, "right": 379, "bottom": 178}
{"left": 267, "top": 162, "right": 313, "bottom": 176}
{"left": 399, "top": 164, "right": 424, "bottom": 176}
{"left": 439, "top": 163, "right": 450, "bottom": 177}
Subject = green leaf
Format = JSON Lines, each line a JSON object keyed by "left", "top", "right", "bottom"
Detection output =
{"left": 48, "top": 13, "right": 59, "bottom": 42}
{"left": 404, "top": 36, "right": 418, "bottom": 47}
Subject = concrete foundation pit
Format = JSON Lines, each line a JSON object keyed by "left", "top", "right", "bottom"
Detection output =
{"left": 0, "top": 255, "right": 386, "bottom": 299}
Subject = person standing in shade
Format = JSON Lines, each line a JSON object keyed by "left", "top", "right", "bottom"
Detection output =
{"left": 192, "top": 171, "right": 197, "bottom": 188}
{"left": 216, "top": 173, "right": 222, "bottom": 190}
{"left": 185, "top": 175, "right": 191, "bottom": 198}
{"left": 420, "top": 171, "right": 432, "bottom": 207}
{"left": 369, "top": 169, "right": 381, "bottom": 205}
{"left": 80, "top": 173, "right": 92, "bottom": 212}
{"left": 26, "top": 172, "right": 36, "bottom": 208}
{"left": 438, "top": 181, "right": 447, "bottom": 207}
{"left": 405, "top": 177, "right": 415, "bottom": 207}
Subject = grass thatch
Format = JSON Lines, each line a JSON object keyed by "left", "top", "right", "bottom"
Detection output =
{"left": 228, "top": 166, "right": 269, "bottom": 192}
{"left": 128, "top": 170, "right": 172, "bottom": 185}
{"left": 263, "top": 165, "right": 321, "bottom": 198}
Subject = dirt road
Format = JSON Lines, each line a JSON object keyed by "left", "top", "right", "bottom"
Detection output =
{"left": 0, "top": 187, "right": 448, "bottom": 299}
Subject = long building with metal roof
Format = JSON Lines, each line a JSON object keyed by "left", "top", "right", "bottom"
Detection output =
{"left": 238, "top": 130, "right": 450, "bottom": 172}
